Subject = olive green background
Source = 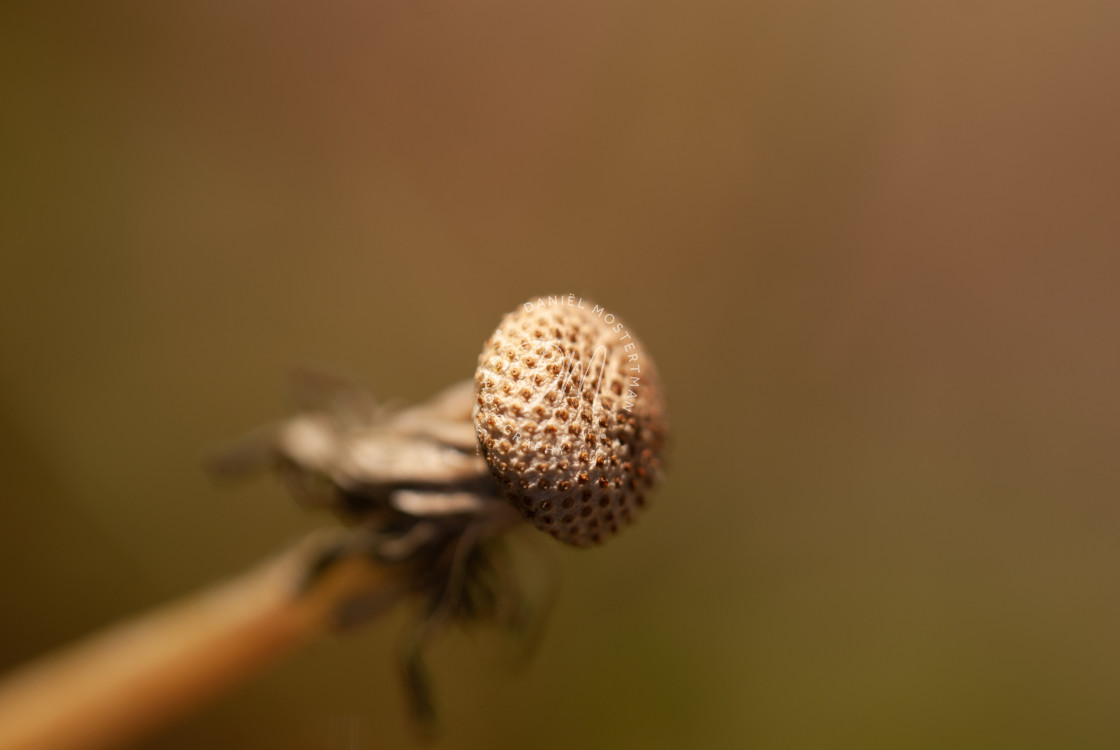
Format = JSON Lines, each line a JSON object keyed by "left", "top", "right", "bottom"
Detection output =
{"left": 3, "top": 1, "right": 1119, "bottom": 748}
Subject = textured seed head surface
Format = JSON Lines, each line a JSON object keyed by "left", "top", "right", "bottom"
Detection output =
{"left": 473, "top": 295, "right": 668, "bottom": 547}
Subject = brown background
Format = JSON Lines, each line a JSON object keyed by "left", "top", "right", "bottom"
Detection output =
{"left": 2, "top": 1, "right": 1119, "bottom": 747}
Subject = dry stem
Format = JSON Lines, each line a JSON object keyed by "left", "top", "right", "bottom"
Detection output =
{"left": 0, "top": 533, "right": 401, "bottom": 750}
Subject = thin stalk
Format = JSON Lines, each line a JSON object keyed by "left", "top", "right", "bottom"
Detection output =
{"left": 0, "top": 534, "right": 400, "bottom": 750}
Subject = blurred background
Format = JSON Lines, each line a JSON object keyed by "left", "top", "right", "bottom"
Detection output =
{"left": 2, "top": 1, "right": 1119, "bottom": 747}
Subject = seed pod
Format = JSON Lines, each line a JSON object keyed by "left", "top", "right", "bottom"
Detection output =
{"left": 473, "top": 296, "right": 668, "bottom": 546}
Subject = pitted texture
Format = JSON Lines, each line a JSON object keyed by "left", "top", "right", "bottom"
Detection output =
{"left": 473, "top": 296, "right": 667, "bottom": 546}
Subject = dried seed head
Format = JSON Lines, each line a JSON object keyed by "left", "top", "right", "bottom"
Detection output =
{"left": 473, "top": 296, "right": 668, "bottom": 546}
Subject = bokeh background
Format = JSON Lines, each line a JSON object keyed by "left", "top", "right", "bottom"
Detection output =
{"left": 3, "top": 1, "right": 1119, "bottom": 748}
